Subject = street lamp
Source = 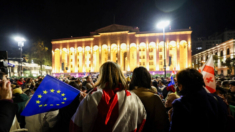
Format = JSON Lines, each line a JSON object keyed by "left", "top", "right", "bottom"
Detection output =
{"left": 14, "top": 37, "right": 26, "bottom": 77}
{"left": 157, "top": 21, "right": 170, "bottom": 78}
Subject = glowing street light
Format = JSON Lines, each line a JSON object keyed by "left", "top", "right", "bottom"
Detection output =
{"left": 14, "top": 36, "right": 26, "bottom": 77}
{"left": 157, "top": 21, "right": 170, "bottom": 78}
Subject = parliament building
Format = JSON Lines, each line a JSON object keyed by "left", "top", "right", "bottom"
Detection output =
{"left": 51, "top": 24, "right": 192, "bottom": 76}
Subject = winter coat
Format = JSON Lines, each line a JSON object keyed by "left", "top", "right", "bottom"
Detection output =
{"left": 0, "top": 100, "right": 17, "bottom": 132}
{"left": 13, "top": 93, "right": 29, "bottom": 128}
{"left": 170, "top": 88, "right": 227, "bottom": 132}
{"left": 132, "top": 87, "right": 168, "bottom": 132}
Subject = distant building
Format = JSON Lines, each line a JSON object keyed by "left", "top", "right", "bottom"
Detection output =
{"left": 8, "top": 61, "right": 52, "bottom": 77}
{"left": 51, "top": 24, "right": 192, "bottom": 77}
{"left": 192, "top": 39, "right": 235, "bottom": 76}
{"left": 192, "top": 30, "right": 235, "bottom": 55}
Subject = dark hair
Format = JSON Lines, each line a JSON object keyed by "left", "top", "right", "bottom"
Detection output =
{"left": 129, "top": 67, "right": 151, "bottom": 90}
{"left": 177, "top": 68, "right": 205, "bottom": 95}
{"left": 69, "top": 81, "right": 80, "bottom": 90}
{"left": 82, "top": 86, "right": 87, "bottom": 91}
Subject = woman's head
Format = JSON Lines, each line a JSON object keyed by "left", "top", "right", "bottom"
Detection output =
{"left": 95, "top": 61, "right": 126, "bottom": 89}
{"left": 176, "top": 68, "right": 205, "bottom": 95}
{"left": 129, "top": 67, "right": 151, "bottom": 90}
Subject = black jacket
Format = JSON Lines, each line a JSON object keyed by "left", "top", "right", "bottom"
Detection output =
{"left": 0, "top": 100, "right": 17, "bottom": 132}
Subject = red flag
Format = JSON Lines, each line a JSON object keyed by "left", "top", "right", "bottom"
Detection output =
{"left": 171, "top": 67, "right": 176, "bottom": 76}
{"left": 201, "top": 56, "right": 216, "bottom": 93}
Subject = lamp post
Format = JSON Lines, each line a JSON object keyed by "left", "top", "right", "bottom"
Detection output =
{"left": 157, "top": 21, "right": 170, "bottom": 78}
{"left": 14, "top": 37, "right": 25, "bottom": 77}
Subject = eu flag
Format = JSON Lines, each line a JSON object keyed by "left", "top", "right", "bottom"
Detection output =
{"left": 168, "top": 76, "right": 175, "bottom": 87}
{"left": 21, "top": 75, "right": 80, "bottom": 116}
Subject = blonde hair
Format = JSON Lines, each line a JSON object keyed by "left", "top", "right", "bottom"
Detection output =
{"left": 95, "top": 61, "right": 127, "bottom": 89}
{"left": 167, "top": 93, "right": 180, "bottom": 100}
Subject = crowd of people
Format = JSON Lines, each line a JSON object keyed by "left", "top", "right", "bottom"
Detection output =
{"left": 0, "top": 61, "right": 235, "bottom": 132}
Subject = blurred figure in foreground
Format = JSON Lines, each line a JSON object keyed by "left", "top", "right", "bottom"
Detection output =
{"left": 169, "top": 68, "right": 227, "bottom": 132}
{"left": 70, "top": 61, "right": 146, "bottom": 132}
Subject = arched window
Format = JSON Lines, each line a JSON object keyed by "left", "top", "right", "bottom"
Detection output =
{"left": 220, "top": 50, "right": 223, "bottom": 56}
{"left": 215, "top": 52, "right": 217, "bottom": 55}
{"left": 206, "top": 55, "right": 208, "bottom": 60}
{"left": 227, "top": 48, "right": 230, "bottom": 55}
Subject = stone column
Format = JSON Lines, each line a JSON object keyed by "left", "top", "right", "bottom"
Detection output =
{"left": 60, "top": 44, "right": 62, "bottom": 73}
{"left": 177, "top": 42, "right": 180, "bottom": 70}
{"left": 146, "top": 41, "right": 149, "bottom": 70}
{"left": 91, "top": 42, "right": 93, "bottom": 72}
{"left": 99, "top": 38, "right": 102, "bottom": 67}
{"left": 82, "top": 42, "right": 85, "bottom": 72}
{"left": 156, "top": 42, "right": 159, "bottom": 71}
{"left": 67, "top": 44, "right": 70, "bottom": 73}
{"left": 52, "top": 49, "right": 55, "bottom": 73}
{"left": 166, "top": 42, "right": 169, "bottom": 70}
{"left": 75, "top": 43, "right": 78, "bottom": 72}
{"left": 137, "top": 38, "right": 139, "bottom": 66}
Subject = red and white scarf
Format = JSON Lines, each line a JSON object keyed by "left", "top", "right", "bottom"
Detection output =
{"left": 69, "top": 84, "right": 146, "bottom": 132}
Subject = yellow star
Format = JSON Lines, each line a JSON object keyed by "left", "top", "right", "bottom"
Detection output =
{"left": 44, "top": 104, "right": 47, "bottom": 106}
{"left": 57, "top": 90, "right": 61, "bottom": 94}
{"left": 63, "top": 98, "right": 67, "bottom": 100}
{"left": 50, "top": 89, "right": 55, "bottom": 93}
{"left": 50, "top": 104, "right": 53, "bottom": 106}
{"left": 36, "top": 100, "right": 40, "bottom": 104}
{"left": 39, "top": 105, "right": 42, "bottom": 107}
{"left": 38, "top": 94, "right": 42, "bottom": 99}
{"left": 61, "top": 93, "right": 65, "bottom": 96}
{"left": 61, "top": 102, "right": 65, "bottom": 104}
{"left": 43, "top": 90, "right": 48, "bottom": 94}
{"left": 56, "top": 104, "right": 60, "bottom": 106}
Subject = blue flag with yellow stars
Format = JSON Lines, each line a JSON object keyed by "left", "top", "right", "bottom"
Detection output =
{"left": 21, "top": 75, "right": 80, "bottom": 116}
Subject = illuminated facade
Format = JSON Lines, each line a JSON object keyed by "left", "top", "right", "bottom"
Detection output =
{"left": 51, "top": 24, "right": 192, "bottom": 74}
{"left": 192, "top": 39, "right": 235, "bottom": 75}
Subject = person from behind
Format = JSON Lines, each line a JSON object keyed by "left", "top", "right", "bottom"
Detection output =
{"left": 85, "top": 75, "right": 94, "bottom": 91}
{"left": 12, "top": 87, "right": 29, "bottom": 128}
{"left": 130, "top": 67, "right": 168, "bottom": 132}
{"left": 169, "top": 68, "right": 227, "bottom": 132}
{"left": 227, "top": 81, "right": 235, "bottom": 106}
{"left": 70, "top": 61, "right": 146, "bottom": 132}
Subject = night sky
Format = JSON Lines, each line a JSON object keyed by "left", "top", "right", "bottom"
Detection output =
{"left": 1, "top": 0, "right": 235, "bottom": 57}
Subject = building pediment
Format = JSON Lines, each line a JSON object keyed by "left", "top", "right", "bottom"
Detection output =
{"left": 90, "top": 24, "right": 139, "bottom": 35}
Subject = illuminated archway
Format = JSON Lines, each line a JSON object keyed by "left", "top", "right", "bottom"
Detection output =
{"left": 70, "top": 47, "right": 75, "bottom": 73}
{"left": 85, "top": 46, "right": 91, "bottom": 72}
{"left": 55, "top": 49, "right": 60, "bottom": 73}
{"left": 158, "top": 41, "right": 164, "bottom": 71}
{"left": 77, "top": 47, "right": 83, "bottom": 72}
{"left": 139, "top": 42, "right": 146, "bottom": 67}
{"left": 62, "top": 48, "right": 68, "bottom": 73}
{"left": 111, "top": 44, "right": 118, "bottom": 63}
{"left": 169, "top": 41, "right": 177, "bottom": 70}
{"left": 130, "top": 43, "right": 137, "bottom": 71}
{"left": 93, "top": 45, "right": 99, "bottom": 72}
{"left": 102, "top": 44, "right": 108, "bottom": 64}
{"left": 149, "top": 42, "right": 156, "bottom": 71}
{"left": 120, "top": 43, "right": 127, "bottom": 71}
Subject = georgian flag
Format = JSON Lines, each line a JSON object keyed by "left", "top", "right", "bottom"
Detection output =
{"left": 200, "top": 56, "right": 216, "bottom": 93}
{"left": 69, "top": 86, "right": 146, "bottom": 132}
